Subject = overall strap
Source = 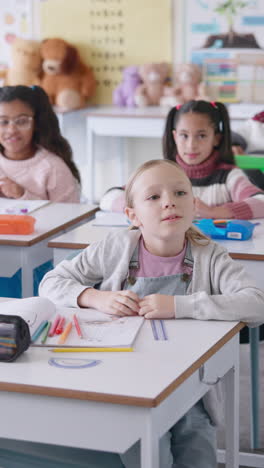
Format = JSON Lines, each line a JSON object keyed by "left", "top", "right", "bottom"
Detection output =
{"left": 129, "top": 243, "right": 140, "bottom": 270}
{"left": 183, "top": 240, "right": 194, "bottom": 268}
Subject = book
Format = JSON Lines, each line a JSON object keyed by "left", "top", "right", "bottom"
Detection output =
{"left": 0, "top": 297, "right": 144, "bottom": 349}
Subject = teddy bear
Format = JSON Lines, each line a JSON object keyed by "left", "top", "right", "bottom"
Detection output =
{"left": 134, "top": 63, "right": 170, "bottom": 107}
{"left": 40, "top": 38, "right": 96, "bottom": 111}
{"left": 112, "top": 66, "right": 142, "bottom": 107}
{"left": 160, "top": 63, "right": 209, "bottom": 107}
{"left": 0, "top": 37, "right": 41, "bottom": 86}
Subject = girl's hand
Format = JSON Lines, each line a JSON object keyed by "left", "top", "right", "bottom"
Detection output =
{"left": 0, "top": 178, "right": 24, "bottom": 199}
{"left": 232, "top": 145, "right": 245, "bottom": 155}
{"left": 139, "top": 294, "right": 175, "bottom": 319}
{"left": 194, "top": 197, "right": 213, "bottom": 218}
{"left": 77, "top": 288, "right": 140, "bottom": 317}
{"left": 194, "top": 198, "right": 232, "bottom": 219}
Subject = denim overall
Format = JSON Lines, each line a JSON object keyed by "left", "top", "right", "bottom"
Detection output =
{"left": 120, "top": 240, "right": 217, "bottom": 468}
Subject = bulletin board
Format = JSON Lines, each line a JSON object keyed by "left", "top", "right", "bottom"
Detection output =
{"left": 183, "top": 0, "right": 264, "bottom": 62}
{"left": 40, "top": 0, "right": 172, "bottom": 105}
{"left": 0, "top": 0, "right": 34, "bottom": 66}
{"left": 182, "top": 0, "right": 264, "bottom": 102}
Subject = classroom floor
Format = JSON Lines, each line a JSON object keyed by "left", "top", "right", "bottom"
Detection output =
{"left": 218, "top": 341, "right": 264, "bottom": 467}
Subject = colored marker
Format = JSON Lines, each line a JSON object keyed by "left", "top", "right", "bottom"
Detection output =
{"left": 41, "top": 321, "right": 51, "bottom": 344}
{"left": 55, "top": 317, "right": 65, "bottom": 335}
{"left": 49, "top": 347, "right": 133, "bottom": 353}
{"left": 31, "top": 320, "right": 48, "bottom": 343}
{"left": 49, "top": 315, "right": 61, "bottom": 337}
{"left": 159, "top": 320, "right": 168, "bottom": 341}
{"left": 73, "top": 314, "right": 83, "bottom": 339}
{"left": 58, "top": 321, "right": 73, "bottom": 345}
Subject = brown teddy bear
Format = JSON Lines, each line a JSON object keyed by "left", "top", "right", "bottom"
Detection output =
{"left": 160, "top": 63, "right": 209, "bottom": 107}
{"left": 134, "top": 63, "right": 170, "bottom": 107}
{"left": 40, "top": 38, "right": 96, "bottom": 111}
{"left": 0, "top": 37, "right": 41, "bottom": 86}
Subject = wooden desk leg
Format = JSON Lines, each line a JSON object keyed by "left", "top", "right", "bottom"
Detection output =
{"left": 223, "top": 334, "right": 240, "bottom": 468}
{"left": 249, "top": 326, "right": 260, "bottom": 449}
{"left": 141, "top": 414, "right": 159, "bottom": 468}
{"left": 87, "top": 120, "right": 96, "bottom": 203}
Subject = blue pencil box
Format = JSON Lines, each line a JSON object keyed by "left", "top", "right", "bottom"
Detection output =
{"left": 193, "top": 219, "right": 258, "bottom": 241}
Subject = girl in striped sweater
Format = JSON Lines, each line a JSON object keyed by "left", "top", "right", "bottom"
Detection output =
{"left": 101, "top": 100, "right": 264, "bottom": 219}
{"left": 163, "top": 100, "right": 264, "bottom": 219}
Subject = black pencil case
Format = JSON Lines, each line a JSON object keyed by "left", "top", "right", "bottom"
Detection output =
{"left": 0, "top": 314, "right": 31, "bottom": 362}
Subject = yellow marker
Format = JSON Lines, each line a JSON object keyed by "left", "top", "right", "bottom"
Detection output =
{"left": 58, "top": 322, "right": 72, "bottom": 345}
{"left": 49, "top": 347, "right": 133, "bottom": 353}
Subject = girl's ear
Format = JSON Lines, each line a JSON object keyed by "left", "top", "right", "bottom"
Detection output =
{"left": 214, "top": 132, "right": 222, "bottom": 148}
{"left": 124, "top": 206, "right": 141, "bottom": 227}
{"left": 172, "top": 129, "right": 177, "bottom": 143}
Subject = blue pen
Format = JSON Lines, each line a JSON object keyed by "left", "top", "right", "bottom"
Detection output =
{"left": 160, "top": 320, "right": 168, "bottom": 340}
{"left": 31, "top": 320, "right": 48, "bottom": 343}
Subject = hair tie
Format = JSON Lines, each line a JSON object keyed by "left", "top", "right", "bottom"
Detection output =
{"left": 175, "top": 104, "right": 181, "bottom": 110}
{"left": 210, "top": 101, "right": 217, "bottom": 109}
{"left": 30, "top": 85, "right": 36, "bottom": 90}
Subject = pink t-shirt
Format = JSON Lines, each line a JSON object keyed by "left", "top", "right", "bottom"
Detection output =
{"left": 131, "top": 237, "right": 192, "bottom": 278}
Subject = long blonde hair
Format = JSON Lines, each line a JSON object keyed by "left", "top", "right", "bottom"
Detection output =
{"left": 125, "top": 159, "right": 209, "bottom": 246}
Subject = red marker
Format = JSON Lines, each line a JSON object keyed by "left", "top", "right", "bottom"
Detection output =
{"left": 49, "top": 315, "right": 61, "bottom": 337}
{"left": 55, "top": 316, "right": 65, "bottom": 335}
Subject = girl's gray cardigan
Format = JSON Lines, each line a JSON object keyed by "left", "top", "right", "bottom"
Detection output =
{"left": 39, "top": 228, "right": 264, "bottom": 424}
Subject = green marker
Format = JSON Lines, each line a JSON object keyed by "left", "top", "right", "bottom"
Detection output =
{"left": 41, "top": 321, "right": 51, "bottom": 344}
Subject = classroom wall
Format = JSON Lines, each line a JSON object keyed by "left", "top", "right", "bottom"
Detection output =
{"left": 40, "top": 0, "right": 172, "bottom": 105}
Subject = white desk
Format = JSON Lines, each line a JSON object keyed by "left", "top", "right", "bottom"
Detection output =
{"left": 48, "top": 219, "right": 264, "bottom": 463}
{"left": 49, "top": 218, "right": 264, "bottom": 269}
{"left": 0, "top": 313, "right": 242, "bottom": 468}
{"left": 48, "top": 222, "right": 121, "bottom": 265}
{"left": 86, "top": 104, "right": 264, "bottom": 202}
{"left": 56, "top": 107, "right": 90, "bottom": 169}
{"left": 0, "top": 203, "right": 98, "bottom": 298}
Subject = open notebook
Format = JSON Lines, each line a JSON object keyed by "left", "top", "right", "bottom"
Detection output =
{"left": 92, "top": 211, "right": 130, "bottom": 227}
{"left": 0, "top": 199, "right": 49, "bottom": 215}
{"left": 0, "top": 297, "right": 144, "bottom": 348}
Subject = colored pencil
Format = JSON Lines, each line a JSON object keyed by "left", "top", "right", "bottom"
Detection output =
{"left": 49, "top": 347, "right": 133, "bottom": 353}
{"left": 58, "top": 321, "right": 73, "bottom": 345}
{"left": 41, "top": 321, "right": 51, "bottom": 344}
{"left": 31, "top": 320, "right": 48, "bottom": 343}
{"left": 73, "top": 314, "right": 83, "bottom": 339}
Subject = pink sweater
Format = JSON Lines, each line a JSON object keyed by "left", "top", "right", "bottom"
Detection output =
{"left": 0, "top": 147, "right": 80, "bottom": 202}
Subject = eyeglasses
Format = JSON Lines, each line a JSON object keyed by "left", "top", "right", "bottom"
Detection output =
{"left": 0, "top": 115, "right": 34, "bottom": 129}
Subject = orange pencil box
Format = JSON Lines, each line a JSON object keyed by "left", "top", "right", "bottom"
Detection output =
{"left": 0, "top": 215, "right": 36, "bottom": 234}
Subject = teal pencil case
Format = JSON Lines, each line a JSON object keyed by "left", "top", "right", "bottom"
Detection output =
{"left": 193, "top": 219, "right": 258, "bottom": 241}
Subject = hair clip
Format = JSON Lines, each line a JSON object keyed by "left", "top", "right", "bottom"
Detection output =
{"left": 219, "top": 121, "right": 223, "bottom": 132}
{"left": 210, "top": 101, "right": 217, "bottom": 109}
{"left": 30, "top": 85, "right": 36, "bottom": 90}
{"left": 175, "top": 104, "right": 181, "bottom": 110}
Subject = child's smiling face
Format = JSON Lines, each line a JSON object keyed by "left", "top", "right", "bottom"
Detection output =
{"left": 0, "top": 99, "right": 35, "bottom": 160}
{"left": 173, "top": 112, "right": 221, "bottom": 165}
{"left": 125, "top": 162, "right": 194, "bottom": 255}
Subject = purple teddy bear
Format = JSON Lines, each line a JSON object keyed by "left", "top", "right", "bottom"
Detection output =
{"left": 113, "top": 66, "right": 141, "bottom": 107}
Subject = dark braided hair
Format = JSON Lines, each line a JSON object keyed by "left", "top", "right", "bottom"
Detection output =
{"left": 0, "top": 85, "right": 81, "bottom": 183}
{"left": 162, "top": 100, "right": 234, "bottom": 165}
